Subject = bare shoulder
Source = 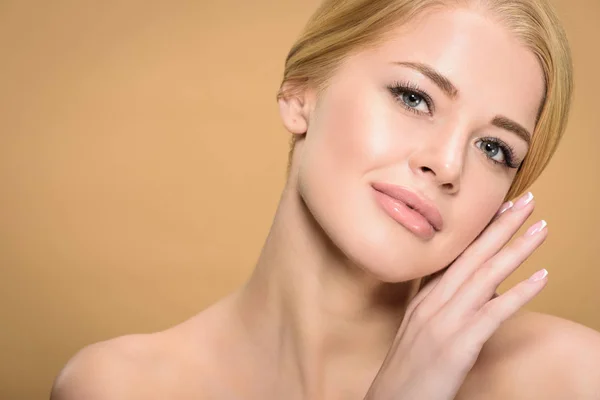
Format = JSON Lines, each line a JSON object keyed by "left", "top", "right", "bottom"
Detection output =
{"left": 457, "top": 311, "right": 600, "bottom": 400}
{"left": 51, "top": 319, "right": 221, "bottom": 400}
{"left": 50, "top": 303, "right": 235, "bottom": 400}
{"left": 50, "top": 333, "right": 162, "bottom": 400}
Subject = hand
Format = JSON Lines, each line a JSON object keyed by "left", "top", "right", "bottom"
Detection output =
{"left": 364, "top": 192, "right": 549, "bottom": 400}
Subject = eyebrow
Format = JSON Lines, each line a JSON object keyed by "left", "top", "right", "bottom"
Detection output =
{"left": 491, "top": 115, "right": 531, "bottom": 145}
{"left": 393, "top": 61, "right": 458, "bottom": 99}
{"left": 393, "top": 61, "right": 532, "bottom": 144}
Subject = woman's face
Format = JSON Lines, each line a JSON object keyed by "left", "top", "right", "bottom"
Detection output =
{"left": 284, "top": 7, "right": 545, "bottom": 282}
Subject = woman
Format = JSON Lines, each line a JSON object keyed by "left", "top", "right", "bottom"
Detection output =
{"left": 51, "top": 0, "right": 600, "bottom": 399}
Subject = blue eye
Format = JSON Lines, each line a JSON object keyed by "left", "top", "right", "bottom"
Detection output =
{"left": 480, "top": 140, "right": 504, "bottom": 161}
{"left": 475, "top": 138, "right": 520, "bottom": 169}
{"left": 387, "top": 81, "right": 434, "bottom": 115}
{"left": 402, "top": 92, "right": 421, "bottom": 107}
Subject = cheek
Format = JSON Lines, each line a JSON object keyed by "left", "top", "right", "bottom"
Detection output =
{"left": 443, "top": 169, "right": 511, "bottom": 255}
{"left": 317, "top": 93, "right": 383, "bottom": 170}
{"left": 308, "top": 78, "right": 408, "bottom": 178}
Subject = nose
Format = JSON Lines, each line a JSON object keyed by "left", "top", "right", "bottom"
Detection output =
{"left": 408, "top": 128, "right": 466, "bottom": 194}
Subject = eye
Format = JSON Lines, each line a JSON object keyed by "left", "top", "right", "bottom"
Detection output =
{"left": 400, "top": 92, "right": 430, "bottom": 113}
{"left": 475, "top": 138, "right": 519, "bottom": 169}
{"left": 478, "top": 140, "right": 505, "bottom": 162}
{"left": 387, "top": 82, "right": 434, "bottom": 115}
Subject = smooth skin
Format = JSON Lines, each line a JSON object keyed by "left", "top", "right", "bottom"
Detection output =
{"left": 51, "top": 6, "right": 600, "bottom": 400}
{"left": 365, "top": 193, "right": 550, "bottom": 399}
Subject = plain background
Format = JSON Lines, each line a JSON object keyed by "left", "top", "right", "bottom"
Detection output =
{"left": 0, "top": 1, "right": 598, "bottom": 398}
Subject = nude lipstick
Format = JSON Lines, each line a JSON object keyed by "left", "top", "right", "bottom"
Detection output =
{"left": 371, "top": 182, "right": 443, "bottom": 240}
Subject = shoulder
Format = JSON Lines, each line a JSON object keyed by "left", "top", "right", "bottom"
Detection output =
{"left": 458, "top": 311, "right": 600, "bottom": 399}
{"left": 50, "top": 333, "right": 169, "bottom": 400}
{"left": 49, "top": 312, "right": 228, "bottom": 400}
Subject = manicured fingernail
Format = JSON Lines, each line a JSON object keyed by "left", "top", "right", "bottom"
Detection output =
{"left": 496, "top": 201, "right": 513, "bottom": 216}
{"left": 513, "top": 192, "right": 534, "bottom": 210}
{"left": 525, "top": 220, "right": 547, "bottom": 236}
{"left": 528, "top": 268, "right": 548, "bottom": 283}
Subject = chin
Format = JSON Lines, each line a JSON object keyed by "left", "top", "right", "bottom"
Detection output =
{"left": 297, "top": 170, "right": 448, "bottom": 283}
{"left": 346, "top": 228, "right": 440, "bottom": 283}
{"left": 313, "top": 201, "right": 441, "bottom": 283}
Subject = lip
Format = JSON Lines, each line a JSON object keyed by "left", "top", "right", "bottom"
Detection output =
{"left": 371, "top": 182, "right": 444, "bottom": 238}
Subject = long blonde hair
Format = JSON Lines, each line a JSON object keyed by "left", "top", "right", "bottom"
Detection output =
{"left": 277, "top": 0, "right": 573, "bottom": 287}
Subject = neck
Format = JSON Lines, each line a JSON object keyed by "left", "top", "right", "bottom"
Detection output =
{"left": 232, "top": 177, "right": 421, "bottom": 397}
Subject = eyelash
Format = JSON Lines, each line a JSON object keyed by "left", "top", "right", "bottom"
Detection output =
{"left": 386, "top": 81, "right": 520, "bottom": 169}
{"left": 387, "top": 80, "right": 434, "bottom": 115}
{"left": 478, "top": 136, "right": 519, "bottom": 169}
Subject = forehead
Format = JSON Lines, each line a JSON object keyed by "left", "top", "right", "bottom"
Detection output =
{"left": 352, "top": 7, "right": 546, "bottom": 131}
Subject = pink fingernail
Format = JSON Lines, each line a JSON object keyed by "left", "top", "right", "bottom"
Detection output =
{"left": 528, "top": 268, "right": 548, "bottom": 283}
{"left": 496, "top": 201, "right": 513, "bottom": 216}
{"left": 525, "top": 220, "right": 547, "bottom": 236}
{"left": 513, "top": 192, "right": 534, "bottom": 210}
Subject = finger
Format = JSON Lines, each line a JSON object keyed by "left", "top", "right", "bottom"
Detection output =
{"left": 441, "top": 219, "right": 548, "bottom": 323}
{"left": 426, "top": 192, "right": 536, "bottom": 307}
{"left": 415, "top": 269, "right": 446, "bottom": 304}
{"left": 453, "top": 268, "right": 549, "bottom": 355}
{"left": 396, "top": 271, "right": 445, "bottom": 336}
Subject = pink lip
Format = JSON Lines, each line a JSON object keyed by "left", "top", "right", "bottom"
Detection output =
{"left": 371, "top": 182, "right": 444, "bottom": 238}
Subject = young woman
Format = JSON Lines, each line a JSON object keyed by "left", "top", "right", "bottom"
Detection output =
{"left": 51, "top": 0, "right": 600, "bottom": 399}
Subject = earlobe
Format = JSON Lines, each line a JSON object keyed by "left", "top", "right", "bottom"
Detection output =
{"left": 278, "top": 87, "right": 311, "bottom": 135}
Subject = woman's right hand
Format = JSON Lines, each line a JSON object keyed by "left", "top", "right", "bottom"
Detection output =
{"left": 364, "top": 191, "right": 549, "bottom": 400}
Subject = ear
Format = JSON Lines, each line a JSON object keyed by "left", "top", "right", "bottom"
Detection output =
{"left": 277, "top": 83, "right": 314, "bottom": 135}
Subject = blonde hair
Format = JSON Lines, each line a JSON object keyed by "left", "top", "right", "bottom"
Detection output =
{"left": 278, "top": 0, "right": 572, "bottom": 201}
{"left": 277, "top": 0, "right": 573, "bottom": 287}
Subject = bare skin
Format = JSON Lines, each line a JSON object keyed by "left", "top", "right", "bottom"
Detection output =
{"left": 51, "top": 6, "right": 600, "bottom": 400}
{"left": 50, "top": 310, "right": 600, "bottom": 399}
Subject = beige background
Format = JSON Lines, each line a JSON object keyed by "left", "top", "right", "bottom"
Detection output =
{"left": 0, "top": 1, "right": 598, "bottom": 398}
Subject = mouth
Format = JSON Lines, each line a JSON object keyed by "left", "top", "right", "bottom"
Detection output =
{"left": 371, "top": 181, "right": 444, "bottom": 237}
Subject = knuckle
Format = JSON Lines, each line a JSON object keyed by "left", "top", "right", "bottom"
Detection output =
{"left": 478, "top": 302, "right": 499, "bottom": 325}
{"left": 471, "top": 263, "right": 493, "bottom": 284}
{"left": 446, "top": 329, "right": 485, "bottom": 365}
{"left": 504, "top": 285, "right": 529, "bottom": 307}
{"left": 501, "top": 236, "right": 537, "bottom": 263}
{"left": 420, "top": 325, "right": 447, "bottom": 349}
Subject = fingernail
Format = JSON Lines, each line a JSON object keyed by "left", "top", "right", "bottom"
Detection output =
{"left": 525, "top": 220, "right": 547, "bottom": 236}
{"left": 528, "top": 268, "right": 548, "bottom": 283}
{"left": 496, "top": 201, "right": 513, "bottom": 216}
{"left": 513, "top": 192, "right": 534, "bottom": 211}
